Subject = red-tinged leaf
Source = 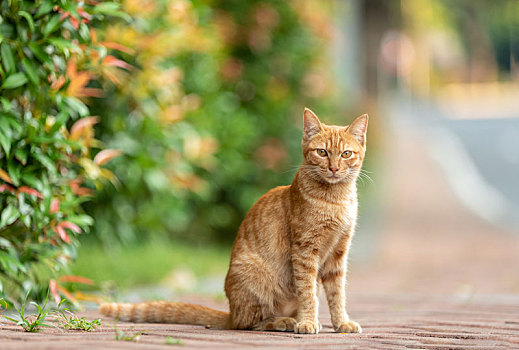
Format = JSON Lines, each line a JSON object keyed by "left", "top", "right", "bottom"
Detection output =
{"left": 75, "top": 187, "right": 94, "bottom": 196}
{"left": 49, "top": 279, "right": 61, "bottom": 305}
{"left": 69, "top": 116, "right": 99, "bottom": 140}
{"left": 102, "top": 55, "right": 132, "bottom": 70}
{"left": 57, "top": 285, "right": 77, "bottom": 303}
{"left": 0, "top": 184, "right": 15, "bottom": 193}
{"left": 17, "top": 186, "right": 43, "bottom": 199}
{"left": 102, "top": 68, "right": 121, "bottom": 85}
{"left": 69, "top": 177, "right": 94, "bottom": 196}
{"left": 100, "top": 41, "right": 135, "bottom": 55}
{"left": 60, "top": 11, "right": 70, "bottom": 21}
{"left": 94, "top": 149, "right": 123, "bottom": 166}
{"left": 77, "top": 7, "right": 92, "bottom": 20}
{"left": 81, "top": 87, "right": 104, "bottom": 97}
{"left": 66, "top": 58, "right": 97, "bottom": 97}
{"left": 67, "top": 71, "right": 91, "bottom": 97}
{"left": 59, "top": 221, "right": 81, "bottom": 234}
{"left": 58, "top": 275, "right": 94, "bottom": 285}
{"left": 53, "top": 225, "right": 71, "bottom": 243}
{"left": 51, "top": 75, "right": 66, "bottom": 90}
{"left": 50, "top": 198, "right": 60, "bottom": 214}
{"left": 0, "top": 168, "right": 13, "bottom": 184}
{"left": 74, "top": 290, "right": 102, "bottom": 303}
{"left": 70, "top": 16, "right": 79, "bottom": 30}
{"left": 90, "top": 28, "right": 97, "bottom": 43}
{"left": 66, "top": 58, "right": 77, "bottom": 77}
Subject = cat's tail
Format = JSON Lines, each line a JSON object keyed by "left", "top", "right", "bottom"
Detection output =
{"left": 99, "top": 301, "right": 231, "bottom": 329}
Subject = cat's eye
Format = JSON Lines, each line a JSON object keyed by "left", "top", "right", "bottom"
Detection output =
{"left": 341, "top": 150, "right": 352, "bottom": 159}
{"left": 317, "top": 149, "right": 328, "bottom": 157}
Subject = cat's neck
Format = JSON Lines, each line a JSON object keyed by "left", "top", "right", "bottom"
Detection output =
{"left": 292, "top": 167, "right": 357, "bottom": 204}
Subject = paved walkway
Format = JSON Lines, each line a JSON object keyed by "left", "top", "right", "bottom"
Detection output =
{"left": 1, "top": 128, "right": 519, "bottom": 349}
{"left": 1, "top": 293, "right": 518, "bottom": 349}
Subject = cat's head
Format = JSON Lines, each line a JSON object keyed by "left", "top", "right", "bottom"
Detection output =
{"left": 301, "top": 108, "right": 368, "bottom": 184}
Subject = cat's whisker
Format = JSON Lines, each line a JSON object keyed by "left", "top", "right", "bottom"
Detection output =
{"left": 353, "top": 169, "right": 374, "bottom": 184}
{"left": 359, "top": 176, "right": 373, "bottom": 185}
{"left": 360, "top": 173, "right": 374, "bottom": 184}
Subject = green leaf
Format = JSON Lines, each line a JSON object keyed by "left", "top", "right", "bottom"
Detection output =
{"left": 6, "top": 116, "right": 22, "bottom": 135}
{"left": 67, "top": 215, "right": 94, "bottom": 227}
{"left": 49, "top": 111, "right": 70, "bottom": 134}
{"left": 7, "top": 160, "right": 20, "bottom": 186}
{"left": 0, "top": 97, "right": 12, "bottom": 111}
{"left": 64, "top": 97, "right": 89, "bottom": 116}
{"left": 21, "top": 213, "right": 31, "bottom": 227}
{"left": 94, "top": 2, "right": 121, "bottom": 12}
{"left": 93, "top": 2, "right": 131, "bottom": 21}
{"left": 21, "top": 173, "right": 42, "bottom": 190}
{"left": 0, "top": 117, "right": 11, "bottom": 137}
{"left": 32, "top": 136, "right": 60, "bottom": 144}
{"left": 21, "top": 59, "right": 39, "bottom": 85}
{"left": 43, "top": 15, "right": 62, "bottom": 38}
{"left": 18, "top": 11, "right": 35, "bottom": 33}
{"left": 30, "top": 301, "right": 43, "bottom": 314}
{"left": 36, "top": 2, "right": 54, "bottom": 18}
{"left": 78, "top": 23, "right": 90, "bottom": 42}
{"left": 28, "top": 43, "right": 48, "bottom": 63}
{"left": 48, "top": 38, "right": 79, "bottom": 51}
{"left": 3, "top": 316, "right": 21, "bottom": 324}
{"left": 14, "top": 148, "right": 28, "bottom": 165}
{"left": 0, "top": 23, "right": 15, "bottom": 40}
{"left": 33, "top": 153, "right": 56, "bottom": 176}
{"left": 2, "top": 73, "right": 28, "bottom": 89}
{"left": 1, "top": 43, "right": 16, "bottom": 75}
{"left": 0, "top": 130, "right": 10, "bottom": 156}
{"left": 0, "top": 205, "right": 20, "bottom": 229}
{"left": 14, "top": 148, "right": 27, "bottom": 165}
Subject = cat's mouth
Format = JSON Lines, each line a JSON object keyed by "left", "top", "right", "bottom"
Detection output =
{"left": 325, "top": 174, "right": 343, "bottom": 183}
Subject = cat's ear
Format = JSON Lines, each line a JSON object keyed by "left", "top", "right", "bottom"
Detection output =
{"left": 347, "top": 114, "right": 368, "bottom": 146}
{"left": 303, "top": 108, "right": 323, "bottom": 141}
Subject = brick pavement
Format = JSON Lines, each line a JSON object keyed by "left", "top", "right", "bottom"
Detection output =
{"left": 1, "top": 293, "right": 518, "bottom": 349}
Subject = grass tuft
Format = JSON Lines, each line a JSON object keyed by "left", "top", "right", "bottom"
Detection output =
{"left": 2, "top": 295, "right": 61, "bottom": 333}
{"left": 55, "top": 299, "right": 101, "bottom": 331}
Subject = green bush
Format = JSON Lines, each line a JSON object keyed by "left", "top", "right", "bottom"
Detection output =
{"left": 86, "top": 0, "right": 339, "bottom": 246}
{"left": 0, "top": 0, "right": 127, "bottom": 303}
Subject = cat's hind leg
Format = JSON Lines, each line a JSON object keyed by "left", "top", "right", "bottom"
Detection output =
{"left": 252, "top": 317, "right": 297, "bottom": 332}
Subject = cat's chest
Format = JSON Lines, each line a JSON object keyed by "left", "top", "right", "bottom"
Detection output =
{"left": 300, "top": 196, "right": 357, "bottom": 231}
{"left": 319, "top": 201, "right": 356, "bottom": 231}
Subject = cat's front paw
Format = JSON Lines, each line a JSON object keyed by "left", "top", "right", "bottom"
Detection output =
{"left": 335, "top": 320, "right": 362, "bottom": 333}
{"left": 294, "top": 320, "right": 320, "bottom": 334}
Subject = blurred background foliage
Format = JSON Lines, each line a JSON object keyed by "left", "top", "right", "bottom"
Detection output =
{"left": 85, "top": 0, "right": 340, "bottom": 247}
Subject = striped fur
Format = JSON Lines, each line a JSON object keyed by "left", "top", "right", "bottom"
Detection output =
{"left": 100, "top": 108, "right": 368, "bottom": 334}
{"left": 99, "top": 302, "right": 230, "bottom": 328}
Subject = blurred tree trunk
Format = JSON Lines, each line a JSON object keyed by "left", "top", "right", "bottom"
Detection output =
{"left": 456, "top": 2, "right": 498, "bottom": 82}
{"left": 360, "top": 0, "right": 401, "bottom": 99}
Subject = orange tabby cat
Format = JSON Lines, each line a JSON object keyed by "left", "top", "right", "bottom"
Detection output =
{"left": 100, "top": 108, "right": 368, "bottom": 334}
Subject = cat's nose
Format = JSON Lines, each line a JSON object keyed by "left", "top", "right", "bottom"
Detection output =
{"left": 329, "top": 167, "right": 338, "bottom": 174}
